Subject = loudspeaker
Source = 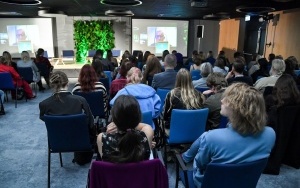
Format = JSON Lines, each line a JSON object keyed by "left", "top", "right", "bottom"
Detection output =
{"left": 197, "top": 25, "right": 204, "bottom": 38}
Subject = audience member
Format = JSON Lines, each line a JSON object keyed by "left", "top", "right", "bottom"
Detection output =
{"left": 110, "top": 67, "right": 161, "bottom": 125}
{"left": 39, "top": 71, "right": 95, "bottom": 165}
{"left": 136, "top": 51, "right": 144, "bottom": 71}
{"left": 192, "top": 62, "right": 213, "bottom": 88}
{"left": 217, "top": 50, "right": 230, "bottom": 67}
{"left": 110, "top": 60, "right": 133, "bottom": 98}
{"left": 0, "top": 56, "right": 35, "bottom": 99}
{"left": 142, "top": 55, "right": 162, "bottom": 86}
{"left": 141, "top": 51, "right": 151, "bottom": 71}
{"left": 106, "top": 50, "right": 118, "bottom": 67}
{"left": 163, "top": 68, "right": 205, "bottom": 130}
{"left": 174, "top": 53, "right": 184, "bottom": 71}
{"left": 254, "top": 59, "right": 286, "bottom": 92}
{"left": 284, "top": 58, "right": 300, "bottom": 84}
{"left": 92, "top": 50, "right": 114, "bottom": 71}
{"left": 182, "top": 83, "right": 276, "bottom": 187}
{"left": 160, "top": 50, "right": 170, "bottom": 67}
{"left": 17, "top": 51, "right": 43, "bottom": 90}
{"left": 92, "top": 58, "right": 107, "bottom": 79}
{"left": 248, "top": 54, "right": 262, "bottom": 76}
{"left": 2, "top": 51, "right": 17, "bottom": 72}
{"left": 152, "top": 54, "right": 177, "bottom": 90}
{"left": 198, "top": 51, "right": 206, "bottom": 62}
{"left": 190, "top": 56, "right": 201, "bottom": 71}
{"left": 268, "top": 53, "right": 275, "bottom": 65}
{"left": 203, "top": 72, "right": 228, "bottom": 130}
{"left": 287, "top": 56, "right": 299, "bottom": 70}
{"left": 185, "top": 50, "right": 198, "bottom": 68}
{"left": 171, "top": 50, "right": 177, "bottom": 55}
{"left": 206, "top": 51, "right": 216, "bottom": 66}
{"left": 212, "top": 57, "right": 228, "bottom": 76}
{"left": 72, "top": 64, "right": 108, "bottom": 118}
{"left": 34, "top": 48, "right": 53, "bottom": 88}
{"left": 97, "top": 95, "right": 153, "bottom": 162}
{"left": 251, "top": 58, "right": 270, "bottom": 83}
{"left": 225, "top": 60, "right": 253, "bottom": 86}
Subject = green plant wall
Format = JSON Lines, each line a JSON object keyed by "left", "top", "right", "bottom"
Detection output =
{"left": 74, "top": 20, "right": 115, "bottom": 63}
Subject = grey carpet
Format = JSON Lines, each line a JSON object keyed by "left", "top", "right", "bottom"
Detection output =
{"left": 0, "top": 77, "right": 299, "bottom": 188}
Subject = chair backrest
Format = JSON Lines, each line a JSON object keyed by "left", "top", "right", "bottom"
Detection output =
{"left": 111, "top": 50, "right": 121, "bottom": 57}
{"left": 43, "top": 50, "right": 49, "bottom": 58}
{"left": 294, "top": 70, "right": 300, "bottom": 76}
{"left": 156, "top": 88, "right": 171, "bottom": 112}
{"left": 104, "top": 71, "right": 112, "bottom": 86}
{"left": 195, "top": 87, "right": 210, "bottom": 93}
{"left": 62, "top": 50, "right": 74, "bottom": 58}
{"left": 43, "top": 114, "right": 92, "bottom": 152}
{"left": 99, "top": 78, "right": 110, "bottom": 92}
{"left": 0, "top": 72, "right": 15, "bottom": 89}
{"left": 191, "top": 70, "right": 201, "bottom": 80}
{"left": 141, "top": 111, "right": 153, "bottom": 126}
{"left": 202, "top": 158, "right": 268, "bottom": 188}
{"left": 73, "top": 91, "right": 105, "bottom": 118}
{"left": 89, "top": 159, "right": 168, "bottom": 188}
{"left": 169, "top": 108, "right": 209, "bottom": 144}
{"left": 17, "top": 67, "right": 34, "bottom": 83}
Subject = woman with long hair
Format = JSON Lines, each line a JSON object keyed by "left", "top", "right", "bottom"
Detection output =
{"left": 2, "top": 51, "right": 18, "bottom": 72}
{"left": 34, "top": 48, "right": 53, "bottom": 88}
{"left": 182, "top": 83, "right": 275, "bottom": 187}
{"left": 72, "top": 64, "right": 108, "bottom": 117}
{"left": 97, "top": 95, "right": 153, "bottom": 163}
{"left": 91, "top": 58, "right": 107, "bottom": 79}
{"left": 163, "top": 68, "right": 205, "bottom": 129}
{"left": 142, "top": 55, "right": 162, "bottom": 86}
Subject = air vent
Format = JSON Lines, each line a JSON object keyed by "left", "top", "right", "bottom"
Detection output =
{"left": 100, "top": 0, "right": 142, "bottom": 6}
{"left": 0, "top": 0, "right": 41, "bottom": 5}
{"left": 105, "top": 10, "right": 134, "bottom": 16}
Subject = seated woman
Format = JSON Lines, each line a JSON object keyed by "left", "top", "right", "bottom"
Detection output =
{"left": 97, "top": 95, "right": 154, "bottom": 162}
{"left": 110, "top": 60, "right": 133, "bottom": 99}
{"left": 72, "top": 64, "right": 108, "bottom": 118}
{"left": 190, "top": 56, "right": 201, "bottom": 71}
{"left": 192, "top": 62, "right": 213, "bottom": 88}
{"left": 182, "top": 83, "right": 276, "bottom": 187}
{"left": 2, "top": 51, "right": 18, "bottom": 72}
{"left": 110, "top": 67, "right": 161, "bottom": 127}
{"left": 34, "top": 48, "right": 53, "bottom": 88}
{"left": 0, "top": 56, "right": 35, "bottom": 99}
{"left": 17, "top": 51, "right": 43, "bottom": 91}
{"left": 163, "top": 68, "right": 205, "bottom": 130}
{"left": 92, "top": 58, "right": 107, "bottom": 79}
{"left": 142, "top": 55, "right": 162, "bottom": 86}
{"left": 212, "top": 57, "right": 228, "bottom": 76}
{"left": 39, "top": 71, "right": 95, "bottom": 165}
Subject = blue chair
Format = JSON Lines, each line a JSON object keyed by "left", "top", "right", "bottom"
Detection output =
{"left": 73, "top": 91, "right": 105, "bottom": 119}
{"left": 164, "top": 108, "right": 209, "bottom": 167}
{"left": 104, "top": 71, "right": 112, "bottom": 87}
{"left": 142, "top": 111, "right": 153, "bottom": 127}
{"left": 156, "top": 88, "right": 171, "bottom": 113}
{"left": 17, "top": 67, "right": 37, "bottom": 95}
{"left": 61, "top": 50, "right": 75, "bottom": 64}
{"left": 99, "top": 78, "right": 110, "bottom": 94}
{"left": 43, "top": 114, "right": 93, "bottom": 188}
{"left": 0, "top": 72, "right": 18, "bottom": 108}
{"left": 176, "top": 155, "right": 268, "bottom": 188}
{"left": 294, "top": 70, "right": 300, "bottom": 76}
{"left": 195, "top": 87, "right": 210, "bottom": 93}
{"left": 191, "top": 70, "right": 201, "bottom": 80}
{"left": 88, "top": 50, "right": 96, "bottom": 57}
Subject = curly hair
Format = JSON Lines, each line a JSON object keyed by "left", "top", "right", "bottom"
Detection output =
{"left": 222, "top": 83, "right": 266, "bottom": 135}
{"left": 78, "top": 64, "right": 98, "bottom": 92}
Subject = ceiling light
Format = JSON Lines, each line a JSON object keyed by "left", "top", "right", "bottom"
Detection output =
{"left": 203, "top": 14, "right": 230, "bottom": 20}
{"left": 236, "top": 6, "right": 275, "bottom": 15}
{"left": 38, "top": 10, "right": 67, "bottom": 17}
{"left": 0, "top": 12, "right": 22, "bottom": 15}
{"left": 0, "top": 0, "right": 41, "bottom": 5}
{"left": 272, "top": 0, "right": 293, "bottom": 2}
{"left": 105, "top": 10, "right": 134, "bottom": 16}
{"left": 100, "top": 0, "right": 142, "bottom": 6}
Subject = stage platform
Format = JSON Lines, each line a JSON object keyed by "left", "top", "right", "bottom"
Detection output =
{"left": 52, "top": 63, "right": 85, "bottom": 78}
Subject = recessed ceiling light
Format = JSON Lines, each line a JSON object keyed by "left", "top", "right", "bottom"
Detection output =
{"left": 0, "top": 0, "right": 41, "bottom": 5}
{"left": 38, "top": 10, "right": 67, "bottom": 17}
{"left": 0, "top": 12, "right": 22, "bottom": 15}
{"left": 203, "top": 14, "right": 230, "bottom": 20}
{"left": 236, "top": 6, "right": 275, "bottom": 15}
{"left": 100, "top": 0, "right": 142, "bottom": 6}
{"left": 105, "top": 10, "right": 134, "bottom": 17}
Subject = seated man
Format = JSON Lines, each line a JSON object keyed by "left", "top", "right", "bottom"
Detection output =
{"left": 225, "top": 59, "right": 253, "bottom": 86}
{"left": 151, "top": 54, "right": 177, "bottom": 90}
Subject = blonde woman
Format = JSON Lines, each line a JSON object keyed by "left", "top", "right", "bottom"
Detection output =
{"left": 182, "top": 83, "right": 275, "bottom": 187}
{"left": 163, "top": 68, "right": 205, "bottom": 129}
{"left": 17, "top": 51, "right": 43, "bottom": 91}
{"left": 110, "top": 67, "right": 161, "bottom": 128}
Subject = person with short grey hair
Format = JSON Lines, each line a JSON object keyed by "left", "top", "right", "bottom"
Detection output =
{"left": 151, "top": 54, "right": 178, "bottom": 90}
{"left": 254, "top": 59, "right": 286, "bottom": 92}
{"left": 192, "top": 62, "right": 213, "bottom": 88}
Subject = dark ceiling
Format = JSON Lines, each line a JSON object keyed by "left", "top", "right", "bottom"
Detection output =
{"left": 0, "top": 0, "right": 299, "bottom": 19}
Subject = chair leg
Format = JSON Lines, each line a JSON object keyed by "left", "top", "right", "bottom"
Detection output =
{"left": 48, "top": 150, "right": 51, "bottom": 188}
{"left": 59, "top": 152, "right": 63, "bottom": 167}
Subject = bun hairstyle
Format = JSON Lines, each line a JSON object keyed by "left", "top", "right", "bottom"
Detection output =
{"left": 109, "top": 95, "right": 145, "bottom": 163}
{"left": 50, "top": 71, "right": 69, "bottom": 93}
{"left": 127, "top": 67, "right": 142, "bottom": 84}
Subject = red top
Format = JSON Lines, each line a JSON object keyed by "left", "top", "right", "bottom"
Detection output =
{"left": 0, "top": 64, "right": 21, "bottom": 85}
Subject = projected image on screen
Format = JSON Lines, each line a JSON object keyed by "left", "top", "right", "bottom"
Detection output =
{"left": 132, "top": 19, "right": 188, "bottom": 57}
{"left": 7, "top": 25, "right": 40, "bottom": 53}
